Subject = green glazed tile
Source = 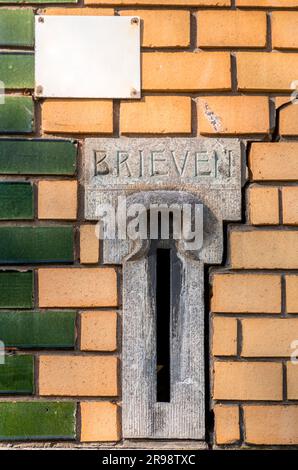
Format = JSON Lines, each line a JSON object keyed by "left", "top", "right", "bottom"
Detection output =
{"left": 0, "top": 54, "right": 34, "bottom": 89}
{"left": 0, "top": 97, "right": 34, "bottom": 133}
{"left": 0, "top": 139, "right": 77, "bottom": 175}
{"left": 0, "top": 226, "right": 74, "bottom": 264}
{"left": 0, "top": 9, "right": 34, "bottom": 47}
{"left": 0, "top": 402, "right": 76, "bottom": 440}
{"left": 0, "top": 311, "right": 76, "bottom": 348}
{"left": 0, "top": 183, "right": 34, "bottom": 220}
{"left": 0, "top": 355, "right": 33, "bottom": 394}
{"left": 0, "top": 272, "right": 33, "bottom": 309}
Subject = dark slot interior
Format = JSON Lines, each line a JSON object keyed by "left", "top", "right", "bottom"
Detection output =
{"left": 156, "top": 247, "right": 171, "bottom": 403}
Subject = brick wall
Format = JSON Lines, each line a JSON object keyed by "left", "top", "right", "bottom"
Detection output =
{"left": 0, "top": 0, "right": 298, "bottom": 448}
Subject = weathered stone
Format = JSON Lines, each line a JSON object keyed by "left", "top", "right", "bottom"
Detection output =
{"left": 84, "top": 138, "right": 242, "bottom": 216}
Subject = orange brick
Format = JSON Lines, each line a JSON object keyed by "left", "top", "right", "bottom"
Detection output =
{"left": 212, "top": 274, "right": 281, "bottom": 314}
{"left": 198, "top": 10, "right": 266, "bottom": 48}
{"left": 80, "top": 311, "right": 117, "bottom": 352}
{"left": 120, "top": 96, "right": 191, "bottom": 134}
{"left": 80, "top": 402, "right": 120, "bottom": 442}
{"left": 86, "top": 0, "right": 230, "bottom": 5}
{"left": 212, "top": 317, "right": 237, "bottom": 356}
{"left": 244, "top": 405, "right": 298, "bottom": 445}
{"left": 230, "top": 230, "right": 298, "bottom": 269}
{"left": 242, "top": 319, "right": 298, "bottom": 357}
{"left": 249, "top": 143, "right": 298, "bottom": 181}
{"left": 38, "top": 180, "right": 77, "bottom": 220}
{"left": 213, "top": 361, "right": 282, "bottom": 400}
{"left": 42, "top": 100, "right": 113, "bottom": 134}
{"left": 38, "top": 268, "right": 117, "bottom": 308}
{"left": 286, "top": 276, "right": 298, "bottom": 313}
{"left": 278, "top": 103, "right": 298, "bottom": 136}
{"left": 287, "top": 362, "right": 298, "bottom": 399}
{"left": 80, "top": 224, "right": 99, "bottom": 264}
{"left": 272, "top": 12, "right": 298, "bottom": 49}
{"left": 282, "top": 187, "right": 298, "bottom": 225}
{"left": 42, "top": 7, "right": 114, "bottom": 15}
{"left": 120, "top": 10, "right": 190, "bottom": 48}
{"left": 248, "top": 185, "right": 279, "bottom": 225}
{"left": 237, "top": 52, "right": 298, "bottom": 92}
{"left": 198, "top": 96, "right": 269, "bottom": 135}
{"left": 238, "top": 0, "right": 298, "bottom": 6}
{"left": 142, "top": 52, "right": 231, "bottom": 91}
{"left": 39, "top": 355, "right": 118, "bottom": 396}
{"left": 214, "top": 405, "right": 240, "bottom": 445}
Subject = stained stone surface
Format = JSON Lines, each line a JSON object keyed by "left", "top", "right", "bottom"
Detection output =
{"left": 84, "top": 138, "right": 243, "bottom": 440}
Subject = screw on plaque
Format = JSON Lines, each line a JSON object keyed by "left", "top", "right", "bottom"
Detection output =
{"left": 130, "top": 88, "right": 138, "bottom": 97}
{"left": 131, "top": 17, "right": 139, "bottom": 25}
{"left": 35, "top": 85, "right": 43, "bottom": 95}
{"left": 38, "top": 16, "right": 44, "bottom": 23}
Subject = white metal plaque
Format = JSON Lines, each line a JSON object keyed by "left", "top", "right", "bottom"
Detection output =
{"left": 35, "top": 16, "right": 141, "bottom": 99}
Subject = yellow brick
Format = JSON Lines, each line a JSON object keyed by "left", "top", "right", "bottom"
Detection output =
{"left": 214, "top": 361, "right": 283, "bottom": 400}
{"left": 142, "top": 52, "right": 231, "bottom": 91}
{"left": 231, "top": 230, "right": 298, "bottom": 269}
{"left": 212, "top": 274, "right": 281, "bottom": 314}
{"left": 272, "top": 12, "right": 298, "bottom": 49}
{"left": 80, "top": 224, "right": 99, "bottom": 264}
{"left": 214, "top": 405, "right": 240, "bottom": 445}
{"left": 42, "top": 7, "right": 115, "bottom": 15}
{"left": 120, "top": 96, "right": 191, "bottom": 134}
{"left": 237, "top": 52, "right": 298, "bottom": 92}
{"left": 120, "top": 10, "right": 190, "bottom": 48}
{"left": 80, "top": 402, "right": 120, "bottom": 442}
{"left": 275, "top": 96, "right": 290, "bottom": 108}
{"left": 80, "top": 311, "right": 117, "bottom": 352}
{"left": 38, "top": 268, "right": 117, "bottom": 308}
{"left": 248, "top": 185, "right": 279, "bottom": 225}
{"left": 244, "top": 405, "right": 298, "bottom": 445}
{"left": 242, "top": 319, "right": 298, "bottom": 357}
{"left": 286, "top": 276, "right": 298, "bottom": 314}
{"left": 198, "top": 96, "right": 269, "bottom": 135}
{"left": 212, "top": 317, "right": 237, "bottom": 356}
{"left": 283, "top": 187, "right": 298, "bottom": 225}
{"left": 249, "top": 143, "right": 298, "bottom": 181}
{"left": 38, "top": 180, "right": 77, "bottom": 220}
{"left": 42, "top": 100, "right": 113, "bottom": 134}
{"left": 287, "top": 362, "right": 298, "bottom": 399}
{"left": 39, "top": 355, "right": 118, "bottom": 396}
{"left": 198, "top": 10, "right": 266, "bottom": 48}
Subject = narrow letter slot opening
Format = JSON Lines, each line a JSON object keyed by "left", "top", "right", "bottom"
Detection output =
{"left": 156, "top": 248, "right": 171, "bottom": 403}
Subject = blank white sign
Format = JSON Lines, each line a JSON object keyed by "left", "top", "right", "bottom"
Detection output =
{"left": 35, "top": 15, "right": 141, "bottom": 99}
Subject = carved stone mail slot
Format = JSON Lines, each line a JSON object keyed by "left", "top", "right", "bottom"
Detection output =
{"left": 84, "top": 138, "right": 243, "bottom": 440}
